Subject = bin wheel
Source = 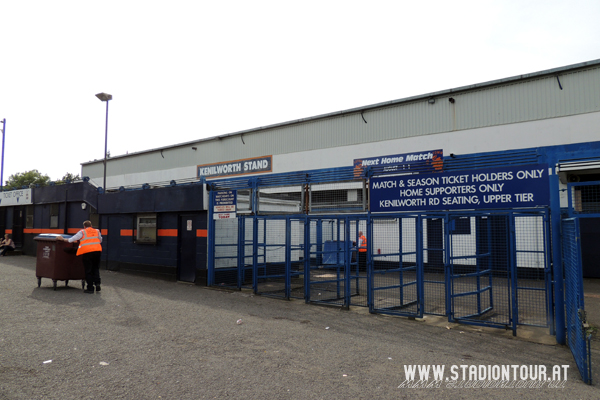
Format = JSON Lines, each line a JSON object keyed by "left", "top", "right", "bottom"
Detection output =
{"left": 65, "top": 280, "right": 69, "bottom": 287}
{"left": 81, "top": 280, "right": 85, "bottom": 290}
{"left": 37, "top": 277, "right": 41, "bottom": 288}
{"left": 53, "top": 280, "right": 57, "bottom": 291}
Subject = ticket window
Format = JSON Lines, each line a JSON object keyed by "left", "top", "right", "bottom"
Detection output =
{"left": 89, "top": 207, "right": 99, "bottom": 229}
{"left": 136, "top": 214, "right": 157, "bottom": 244}
{"left": 50, "top": 204, "right": 59, "bottom": 229}
{"left": 26, "top": 205, "right": 34, "bottom": 229}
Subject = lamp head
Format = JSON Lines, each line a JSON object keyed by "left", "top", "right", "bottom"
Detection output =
{"left": 95, "top": 92, "right": 113, "bottom": 102}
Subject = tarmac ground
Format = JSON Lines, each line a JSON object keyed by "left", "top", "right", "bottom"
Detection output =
{"left": 1, "top": 255, "right": 599, "bottom": 399}
{"left": 584, "top": 278, "right": 600, "bottom": 342}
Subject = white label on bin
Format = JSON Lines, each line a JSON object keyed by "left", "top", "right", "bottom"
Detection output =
{"left": 42, "top": 246, "right": 51, "bottom": 259}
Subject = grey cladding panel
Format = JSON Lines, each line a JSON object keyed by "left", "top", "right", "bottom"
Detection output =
{"left": 87, "top": 66, "right": 600, "bottom": 178}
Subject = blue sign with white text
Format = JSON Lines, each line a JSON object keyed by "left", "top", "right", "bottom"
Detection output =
{"left": 370, "top": 164, "right": 550, "bottom": 212}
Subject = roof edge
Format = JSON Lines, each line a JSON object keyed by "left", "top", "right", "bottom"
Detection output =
{"left": 82, "top": 58, "right": 600, "bottom": 166}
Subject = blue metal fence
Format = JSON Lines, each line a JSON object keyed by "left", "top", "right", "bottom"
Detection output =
{"left": 562, "top": 217, "right": 593, "bottom": 384}
{"left": 371, "top": 215, "right": 422, "bottom": 317}
{"left": 209, "top": 196, "right": 552, "bottom": 336}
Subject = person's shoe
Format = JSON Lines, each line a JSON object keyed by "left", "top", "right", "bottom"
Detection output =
{"left": 84, "top": 288, "right": 94, "bottom": 294}
{"left": 95, "top": 285, "right": 101, "bottom": 292}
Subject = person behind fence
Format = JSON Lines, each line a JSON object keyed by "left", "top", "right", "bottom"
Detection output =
{"left": 358, "top": 230, "right": 367, "bottom": 272}
{"left": 0, "top": 234, "right": 15, "bottom": 256}
{"left": 57, "top": 221, "right": 102, "bottom": 294}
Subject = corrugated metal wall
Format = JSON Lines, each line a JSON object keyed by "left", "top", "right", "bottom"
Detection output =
{"left": 86, "top": 65, "right": 600, "bottom": 180}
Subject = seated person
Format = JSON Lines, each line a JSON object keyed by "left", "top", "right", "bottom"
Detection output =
{"left": 0, "top": 234, "right": 15, "bottom": 256}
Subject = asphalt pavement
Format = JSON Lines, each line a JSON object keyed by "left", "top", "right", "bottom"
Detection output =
{"left": 0, "top": 255, "right": 598, "bottom": 399}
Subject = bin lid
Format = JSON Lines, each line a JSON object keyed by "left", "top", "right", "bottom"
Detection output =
{"left": 34, "top": 234, "right": 75, "bottom": 241}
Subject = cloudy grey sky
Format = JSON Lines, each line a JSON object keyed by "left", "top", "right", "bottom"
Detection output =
{"left": 1, "top": 0, "right": 599, "bottom": 183}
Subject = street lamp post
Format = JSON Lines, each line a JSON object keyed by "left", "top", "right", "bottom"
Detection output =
{"left": 95, "top": 93, "right": 112, "bottom": 193}
{"left": 0, "top": 118, "right": 5, "bottom": 191}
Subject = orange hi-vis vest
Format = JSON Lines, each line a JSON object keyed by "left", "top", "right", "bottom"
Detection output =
{"left": 359, "top": 235, "right": 367, "bottom": 253}
{"left": 76, "top": 227, "right": 102, "bottom": 256}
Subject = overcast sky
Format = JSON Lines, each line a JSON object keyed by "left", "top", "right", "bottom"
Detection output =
{"left": 1, "top": 0, "right": 599, "bottom": 185}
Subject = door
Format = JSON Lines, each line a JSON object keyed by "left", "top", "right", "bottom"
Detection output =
{"left": 178, "top": 215, "right": 197, "bottom": 283}
{"left": 0, "top": 207, "right": 6, "bottom": 235}
{"left": 580, "top": 218, "right": 600, "bottom": 278}
{"left": 12, "top": 206, "right": 24, "bottom": 247}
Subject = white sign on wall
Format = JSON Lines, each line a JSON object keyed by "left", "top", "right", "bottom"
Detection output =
{"left": 0, "top": 188, "right": 32, "bottom": 206}
{"left": 213, "top": 190, "right": 237, "bottom": 220}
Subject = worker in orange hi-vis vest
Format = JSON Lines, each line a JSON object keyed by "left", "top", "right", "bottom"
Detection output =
{"left": 57, "top": 220, "right": 103, "bottom": 294}
{"left": 358, "top": 230, "right": 367, "bottom": 272}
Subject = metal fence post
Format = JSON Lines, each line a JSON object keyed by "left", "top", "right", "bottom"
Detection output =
{"left": 550, "top": 173, "right": 566, "bottom": 344}
{"left": 509, "top": 212, "right": 518, "bottom": 336}
{"left": 237, "top": 217, "right": 245, "bottom": 290}
{"left": 304, "top": 217, "right": 310, "bottom": 302}
{"left": 416, "top": 215, "right": 424, "bottom": 315}
{"left": 252, "top": 216, "right": 259, "bottom": 294}
{"left": 285, "top": 217, "right": 292, "bottom": 300}
{"left": 366, "top": 216, "right": 373, "bottom": 310}
{"left": 207, "top": 188, "right": 215, "bottom": 286}
{"left": 444, "top": 215, "right": 452, "bottom": 320}
{"left": 544, "top": 210, "right": 555, "bottom": 336}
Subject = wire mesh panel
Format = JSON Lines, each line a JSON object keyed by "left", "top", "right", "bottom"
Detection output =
{"left": 257, "top": 185, "right": 304, "bottom": 214}
{"left": 513, "top": 212, "right": 550, "bottom": 327}
{"left": 562, "top": 218, "right": 592, "bottom": 384}
{"left": 348, "top": 219, "right": 368, "bottom": 307}
{"left": 255, "top": 218, "right": 288, "bottom": 298}
{"left": 309, "top": 181, "right": 366, "bottom": 214}
{"left": 449, "top": 215, "right": 510, "bottom": 328}
{"left": 237, "top": 216, "right": 254, "bottom": 290}
{"left": 569, "top": 182, "right": 600, "bottom": 215}
{"left": 236, "top": 189, "right": 253, "bottom": 215}
{"left": 307, "top": 218, "right": 349, "bottom": 306}
{"left": 371, "top": 216, "right": 422, "bottom": 316}
{"left": 344, "top": 217, "right": 370, "bottom": 307}
{"left": 212, "top": 217, "right": 240, "bottom": 288}
{"left": 422, "top": 216, "right": 447, "bottom": 316}
{"left": 289, "top": 218, "right": 306, "bottom": 300}
{"left": 207, "top": 176, "right": 554, "bottom": 337}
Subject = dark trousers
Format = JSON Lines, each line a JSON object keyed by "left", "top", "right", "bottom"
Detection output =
{"left": 358, "top": 251, "right": 367, "bottom": 272}
{"left": 0, "top": 246, "right": 14, "bottom": 256}
{"left": 82, "top": 251, "right": 102, "bottom": 289}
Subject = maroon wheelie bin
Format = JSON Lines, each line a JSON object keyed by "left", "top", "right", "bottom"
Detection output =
{"left": 34, "top": 234, "right": 85, "bottom": 290}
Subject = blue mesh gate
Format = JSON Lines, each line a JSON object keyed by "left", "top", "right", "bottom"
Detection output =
{"left": 371, "top": 215, "right": 423, "bottom": 317}
{"left": 366, "top": 210, "right": 551, "bottom": 332}
{"left": 305, "top": 217, "right": 367, "bottom": 307}
{"left": 253, "top": 217, "right": 306, "bottom": 299}
{"left": 448, "top": 211, "right": 551, "bottom": 334}
{"left": 422, "top": 215, "right": 448, "bottom": 316}
{"left": 211, "top": 217, "right": 252, "bottom": 290}
{"left": 210, "top": 215, "right": 307, "bottom": 297}
{"left": 448, "top": 214, "right": 500, "bottom": 326}
{"left": 562, "top": 217, "right": 592, "bottom": 384}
